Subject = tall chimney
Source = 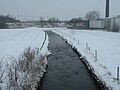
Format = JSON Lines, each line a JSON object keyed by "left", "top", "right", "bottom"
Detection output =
{"left": 106, "top": 0, "right": 109, "bottom": 17}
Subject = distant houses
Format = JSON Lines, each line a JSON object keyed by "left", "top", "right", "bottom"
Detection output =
{"left": 5, "top": 15, "right": 120, "bottom": 32}
{"left": 7, "top": 21, "right": 66, "bottom": 29}
{"left": 67, "top": 18, "right": 89, "bottom": 29}
{"left": 67, "top": 15, "right": 120, "bottom": 32}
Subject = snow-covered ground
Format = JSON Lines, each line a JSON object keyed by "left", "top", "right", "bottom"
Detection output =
{"left": 53, "top": 29, "right": 120, "bottom": 90}
{"left": 0, "top": 27, "right": 50, "bottom": 90}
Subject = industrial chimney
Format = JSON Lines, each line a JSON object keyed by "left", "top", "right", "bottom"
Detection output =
{"left": 106, "top": 0, "right": 109, "bottom": 17}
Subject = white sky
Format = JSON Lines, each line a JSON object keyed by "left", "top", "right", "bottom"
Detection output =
{"left": 0, "top": 0, "right": 120, "bottom": 20}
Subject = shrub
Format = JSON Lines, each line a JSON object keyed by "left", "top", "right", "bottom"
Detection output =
{"left": 1, "top": 47, "right": 47, "bottom": 90}
{"left": 18, "top": 47, "right": 47, "bottom": 89}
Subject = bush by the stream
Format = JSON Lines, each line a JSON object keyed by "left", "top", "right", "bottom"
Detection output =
{"left": 0, "top": 47, "right": 47, "bottom": 90}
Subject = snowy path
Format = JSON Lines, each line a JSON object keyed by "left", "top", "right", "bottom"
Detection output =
{"left": 38, "top": 31, "right": 101, "bottom": 90}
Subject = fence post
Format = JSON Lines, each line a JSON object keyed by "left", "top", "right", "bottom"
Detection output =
{"left": 78, "top": 40, "right": 79, "bottom": 44}
{"left": 86, "top": 42, "right": 88, "bottom": 50}
{"left": 117, "top": 67, "right": 119, "bottom": 83}
{"left": 73, "top": 37, "right": 75, "bottom": 40}
{"left": 95, "top": 50, "right": 97, "bottom": 61}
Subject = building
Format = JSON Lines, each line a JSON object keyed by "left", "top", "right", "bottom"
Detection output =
{"left": 89, "top": 15, "right": 120, "bottom": 32}
{"left": 89, "top": 19, "right": 103, "bottom": 29}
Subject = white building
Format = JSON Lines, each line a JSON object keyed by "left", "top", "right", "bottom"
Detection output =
{"left": 89, "top": 20, "right": 103, "bottom": 29}
{"left": 89, "top": 15, "right": 120, "bottom": 32}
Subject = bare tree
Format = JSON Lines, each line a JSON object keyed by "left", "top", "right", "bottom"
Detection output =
{"left": 48, "top": 17, "right": 60, "bottom": 27}
{"left": 85, "top": 10, "right": 101, "bottom": 20}
{"left": 39, "top": 17, "right": 45, "bottom": 28}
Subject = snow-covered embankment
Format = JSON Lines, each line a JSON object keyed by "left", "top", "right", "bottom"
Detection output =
{"left": 0, "top": 27, "right": 50, "bottom": 90}
{"left": 52, "top": 29, "right": 120, "bottom": 90}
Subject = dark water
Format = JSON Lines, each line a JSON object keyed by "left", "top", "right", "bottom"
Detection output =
{"left": 38, "top": 31, "right": 101, "bottom": 90}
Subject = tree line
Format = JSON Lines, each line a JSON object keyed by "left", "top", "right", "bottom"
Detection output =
{"left": 0, "top": 10, "right": 101, "bottom": 29}
{"left": 0, "top": 14, "right": 20, "bottom": 29}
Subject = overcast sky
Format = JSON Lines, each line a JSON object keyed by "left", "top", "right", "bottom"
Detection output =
{"left": 0, "top": 0, "right": 120, "bottom": 20}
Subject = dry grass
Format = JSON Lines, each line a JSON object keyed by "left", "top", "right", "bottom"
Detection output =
{"left": 5, "top": 47, "right": 47, "bottom": 90}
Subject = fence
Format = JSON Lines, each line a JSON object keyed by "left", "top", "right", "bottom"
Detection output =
{"left": 53, "top": 29, "right": 120, "bottom": 84}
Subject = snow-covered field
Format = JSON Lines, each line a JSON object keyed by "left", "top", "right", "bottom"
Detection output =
{"left": 53, "top": 29, "right": 120, "bottom": 90}
{"left": 0, "top": 27, "right": 49, "bottom": 90}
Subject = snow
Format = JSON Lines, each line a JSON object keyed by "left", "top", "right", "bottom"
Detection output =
{"left": 0, "top": 27, "right": 50, "bottom": 89}
{"left": 52, "top": 28, "right": 120, "bottom": 90}
{"left": 0, "top": 27, "right": 46, "bottom": 59}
